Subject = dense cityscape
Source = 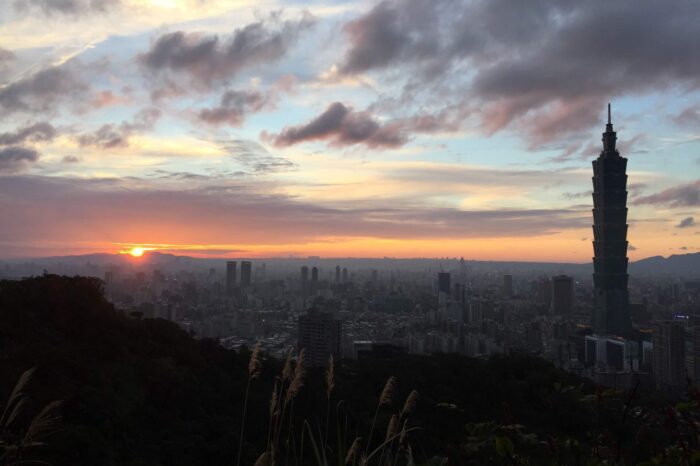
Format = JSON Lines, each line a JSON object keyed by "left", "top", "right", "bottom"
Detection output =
{"left": 2, "top": 1, "right": 699, "bottom": 464}
{"left": 3, "top": 110, "right": 699, "bottom": 398}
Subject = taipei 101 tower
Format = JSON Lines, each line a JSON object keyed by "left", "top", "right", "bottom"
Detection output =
{"left": 591, "top": 104, "right": 632, "bottom": 337}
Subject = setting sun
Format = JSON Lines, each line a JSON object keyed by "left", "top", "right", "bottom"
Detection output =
{"left": 128, "top": 247, "right": 145, "bottom": 257}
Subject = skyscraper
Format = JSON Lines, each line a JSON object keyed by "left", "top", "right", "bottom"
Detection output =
{"left": 311, "top": 266, "right": 318, "bottom": 282}
{"left": 652, "top": 321, "right": 685, "bottom": 390}
{"left": 591, "top": 104, "right": 631, "bottom": 337}
{"left": 240, "top": 261, "right": 252, "bottom": 288}
{"left": 551, "top": 275, "right": 574, "bottom": 315}
{"left": 335, "top": 265, "right": 340, "bottom": 283}
{"left": 298, "top": 309, "right": 342, "bottom": 367}
{"left": 438, "top": 272, "right": 451, "bottom": 295}
{"left": 502, "top": 274, "right": 513, "bottom": 298}
{"left": 225, "top": 261, "right": 237, "bottom": 296}
{"left": 301, "top": 265, "right": 309, "bottom": 283}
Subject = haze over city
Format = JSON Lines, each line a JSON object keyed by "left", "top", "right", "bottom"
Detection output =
{"left": 1, "top": 0, "right": 698, "bottom": 261}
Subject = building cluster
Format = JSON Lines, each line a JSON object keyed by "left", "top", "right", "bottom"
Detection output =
{"left": 2, "top": 106, "right": 699, "bottom": 394}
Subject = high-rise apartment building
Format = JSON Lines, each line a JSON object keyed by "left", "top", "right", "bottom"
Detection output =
{"left": 502, "top": 274, "right": 513, "bottom": 298}
{"left": 551, "top": 275, "right": 574, "bottom": 315}
{"left": 297, "top": 309, "right": 342, "bottom": 367}
{"left": 652, "top": 321, "right": 686, "bottom": 390}
{"left": 225, "top": 261, "right": 237, "bottom": 296}
{"left": 240, "top": 261, "right": 252, "bottom": 288}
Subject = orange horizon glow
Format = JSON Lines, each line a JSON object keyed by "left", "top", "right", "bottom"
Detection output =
{"left": 98, "top": 232, "right": 673, "bottom": 263}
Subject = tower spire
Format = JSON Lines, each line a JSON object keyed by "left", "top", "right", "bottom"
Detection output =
{"left": 602, "top": 102, "right": 616, "bottom": 151}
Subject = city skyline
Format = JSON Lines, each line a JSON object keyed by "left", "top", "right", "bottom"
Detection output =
{"left": 1, "top": 0, "right": 699, "bottom": 260}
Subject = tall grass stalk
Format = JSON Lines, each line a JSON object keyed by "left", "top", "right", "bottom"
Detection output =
{"left": 324, "top": 354, "right": 335, "bottom": 450}
{"left": 236, "top": 342, "right": 262, "bottom": 466}
{"left": 365, "top": 376, "right": 397, "bottom": 457}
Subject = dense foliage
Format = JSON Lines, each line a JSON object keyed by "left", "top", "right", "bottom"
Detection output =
{"left": 0, "top": 276, "right": 698, "bottom": 465}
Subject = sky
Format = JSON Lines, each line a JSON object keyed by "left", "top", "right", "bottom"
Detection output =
{"left": 0, "top": 0, "right": 698, "bottom": 261}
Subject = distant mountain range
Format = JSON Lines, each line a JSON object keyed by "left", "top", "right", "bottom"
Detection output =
{"left": 2, "top": 251, "right": 699, "bottom": 277}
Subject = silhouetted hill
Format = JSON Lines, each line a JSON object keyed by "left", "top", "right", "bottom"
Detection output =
{"left": 4, "top": 251, "right": 700, "bottom": 278}
{"left": 0, "top": 276, "right": 696, "bottom": 465}
{"left": 630, "top": 252, "right": 700, "bottom": 276}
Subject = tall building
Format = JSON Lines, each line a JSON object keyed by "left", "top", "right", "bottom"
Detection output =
{"left": 551, "top": 275, "right": 574, "bottom": 315}
{"left": 335, "top": 265, "right": 340, "bottom": 283}
{"left": 240, "top": 261, "right": 252, "bottom": 288}
{"left": 652, "top": 321, "right": 686, "bottom": 390}
{"left": 301, "top": 265, "right": 309, "bottom": 283}
{"left": 502, "top": 274, "right": 513, "bottom": 298}
{"left": 438, "top": 272, "right": 451, "bottom": 295}
{"left": 311, "top": 266, "right": 318, "bottom": 282}
{"left": 225, "top": 261, "right": 237, "bottom": 296}
{"left": 591, "top": 104, "right": 631, "bottom": 336}
{"left": 297, "top": 309, "right": 342, "bottom": 367}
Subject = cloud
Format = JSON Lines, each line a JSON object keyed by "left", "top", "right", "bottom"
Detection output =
{"left": 77, "top": 124, "right": 128, "bottom": 149}
{"left": 628, "top": 244, "right": 637, "bottom": 251}
{"left": 220, "top": 139, "right": 296, "bottom": 174}
{"left": 676, "top": 216, "right": 696, "bottom": 228}
{"left": 632, "top": 180, "right": 700, "bottom": 208}
{"left": 61, "top": 155, "right": 80, "bottom": 163}
{"left": 673, "top": 105, "right": 700, "bottom": 128}
{"left": 337, "top": 0, "right": 700, "bottom": 146}
{"left": 0, "top": 65, "right": 87, "bottom": 116}
{"left": 340, "top": 1, "right": 430, "bottom": 75}
{"left": 198, "top": 90, "right": 268, "bottom": 126}
{"left": 266, "top": 102, "right": 406, "bottom": 148}
{"left": 0, "top": 48, "right": 15, "bottom": 64}
{"left": 0, "top": 122, "right": 57, "bottom": 146}
{"left": 563, "top": 190, "right": 592, "bottom": 201}
{"left": 140, "top": 13, "right": 315, "bottom": 92}
{"left": 77, "top": 107, "right": 161, "bottom": 149}
{"left": 0, "top": 47, "right": 15, "bottom": 78}
{"left": 0, "top": 147, "right": 39, "bottom": 173}
{"left": 0, "top": 175, "right": 589, "bottom": 251}
{"left": 13, "top": 0, "right": 120, "bottom": 16}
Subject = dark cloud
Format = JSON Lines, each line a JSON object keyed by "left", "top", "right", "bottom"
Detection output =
{"left": 0, "top": 65, "right": 87, "bottom": 116}
{"left": 267, "top": 102, "right": 406, "bottom": 148}
{"left": 198, "top": 90, "right": 268, "bottom": 126}
{"left": 677, "top": 216, "right": 696, "bottom": 229}
{"left": 628, "top": 244, "right": 637, "bottom": 251}
{"left": 338, "top": 0, "right": 700, "bottom": 146}
{"left": 61, "top": 155, "right": 80, "bottom": 163}
{"left": 0, "top": 122, "right": 57, "bottom": 145}
{"left": 150, "top": 170, "right": 214, "bottom": 181}
{"left": 13, "top": 0, "right": 120, "bottom": 16}
{"left": 78, "top": 124, "right": 128, "bottom": 149}
{"left": 0, "top": 146, "right": 39, "bottom": 173}
{"left": 77, "top": 107, "right": 160, "bottom": 149}
{"left": 632, "top": 180, "right": 700, "bottom": 208}
{"left": 221, "top": 139, "right": 296, "bottom": 174}
{"left": 140, "top": 13, "right": 315, "bottom": 91}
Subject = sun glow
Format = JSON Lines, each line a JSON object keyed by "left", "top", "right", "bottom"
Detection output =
{"left": 121, "top": 246, "right": 154, "bottom": 257}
